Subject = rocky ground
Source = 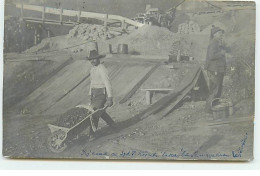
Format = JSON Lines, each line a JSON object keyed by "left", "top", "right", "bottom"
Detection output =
{"left": 3, "top": 8, "right": 255, "bottom": 161}
{"left": 3, "top": 96, "right": 254, "bottom": 160}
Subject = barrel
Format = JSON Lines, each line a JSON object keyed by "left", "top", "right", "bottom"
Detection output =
{"left": 117, "top": 44, "right": 128, "bottom": 54}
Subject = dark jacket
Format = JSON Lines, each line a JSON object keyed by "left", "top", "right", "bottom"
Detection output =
{"left": 206, "top": 38, "right": 229, "bottom": 73}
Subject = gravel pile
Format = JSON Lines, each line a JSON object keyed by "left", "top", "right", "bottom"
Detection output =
{"left": 68, "top": 24, "right": 115, "bottom": 41}
{"left": 177, "top": 21, "right": 200, "bottom": 34}
{"left": 170, "top": 37, "right": 192, "bottom": 56}
{"left": 54, "top": 107, "right": 92, "bottom": 128}
{"left": 115, "top": 25, "right": 180, "bottom": 55}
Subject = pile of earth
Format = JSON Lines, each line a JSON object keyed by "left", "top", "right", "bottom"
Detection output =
{"left": 54, "top": 107, "right": 92, "bottom": 128}
{"left": 113, "top": 25, "right": 180, "bottom": 55}
{"left": 25, "top": 24, "right": 122, "bottom": 54}
{"left": 67, "top": 24, "right": 116, "bottom": 41}
{"left": 25, "top": 35, "right": 69, "bottom": 53}
{"left": 177, "top": 21, "right": 200, "bottom": 34}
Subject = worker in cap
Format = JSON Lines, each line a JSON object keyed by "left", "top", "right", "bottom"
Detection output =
{"left": 210, "top": 25, "right": 225, "bottom": 40}
{"left": 87, "top": 49, "right": 119, "bottom": 141}
{"left": 205, "top": 26, "right": 231, "bottom": 114}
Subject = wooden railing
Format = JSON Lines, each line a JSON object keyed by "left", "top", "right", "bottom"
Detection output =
{"left": 16, "top": 3, "right": 144, "bottom": 28}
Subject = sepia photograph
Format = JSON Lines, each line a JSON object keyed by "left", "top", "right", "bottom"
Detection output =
{"left": 2, "top": 0, "right": 255, "bottom": 161}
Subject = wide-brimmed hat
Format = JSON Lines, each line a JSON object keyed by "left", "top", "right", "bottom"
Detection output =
{"left": 211, "top": 26, "right": 225, "bottom": 36}
{"left": 87, "top": 50, "right": 105, "bottom": 60}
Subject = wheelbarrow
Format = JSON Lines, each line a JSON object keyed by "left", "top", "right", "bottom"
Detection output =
{"left": 47, "top": 105, "right": 107, "bottom": 153}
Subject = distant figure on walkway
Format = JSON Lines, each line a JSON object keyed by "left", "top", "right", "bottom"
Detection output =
{"left": 87, "top": 49, "right": 118, "bottom": 141}
{"left": 205, "top": 26, "right": 231, "bottom": 113}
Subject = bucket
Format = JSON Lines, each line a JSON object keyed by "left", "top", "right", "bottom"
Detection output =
{"left": 211, "top": 98, "right": 229, "bottom": 120}
{"left": 220, "top": 99, "right": 234, "bottom": 116}
{"left": 117, "top": 44, "right": 128, "bottom": 54}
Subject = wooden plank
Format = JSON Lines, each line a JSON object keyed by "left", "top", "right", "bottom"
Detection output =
{"left": 119, "top": 63, "right": 161, "bottom": 104}
{"left": 44, "top": 61, "right": 122, "bottom": 115}
{"left": 24, "top": 19, "right": 77, "bottom": 26}
{"left": 16, "top": 3, "right": 144, "bottom": 27}
{"left": 160, "top": 69, "right": 202, "bottom": 118}
{"left": 42, "top": 5, "right": 45, "bottom": 22}
{"left": 141, "top": 88, "right": 174, "bottom": 91}
{"left": 148, "top": 65, "right": 201, "bottom": 115}
{"left": 77, "top": 10, "right": 81, "bottom": 23}
{"left": 145, "top": 90, "right": 151, "bottom": 105}
{"left": 126, "top": 66, "right": 202, "bottom": 121}
{"left": 60, "top": 7, "right": 63, "bottom": 24}
{"left": 20, "top": 0, "right": 24, "bottom": 19}
{"left": 16, "top": 60, "right": 92, "bottom": 114}
{"left": 41, "top": 73, "right": 91, "bottom": 113}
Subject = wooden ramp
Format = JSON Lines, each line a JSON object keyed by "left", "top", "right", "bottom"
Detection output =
{"left": 12, "top": 56, "right": 159, "bottom": 116}
{"left": 44, "top": 61, "right": 157, "bottom": 115}
{"left": 14, "top": 60, "right": 92, "bottom": 115}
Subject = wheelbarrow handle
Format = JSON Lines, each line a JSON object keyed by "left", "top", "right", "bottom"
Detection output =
{"left": 103, "top": 105, "right": 109, "bottom": 110}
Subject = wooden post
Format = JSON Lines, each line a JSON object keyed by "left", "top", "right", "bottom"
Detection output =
{"left": 109, "top": 44, "right": 112, "bottom": 54}
{"left": 104, "top": 14, "right": 108, "bottom": 29}
{"left": 121, "top": 20, "right": 126, "bottom": 30}
{"left": 42, "top": 6, "right": 45, "bottom": 23}
{"left": 77, "top": 10, "right": 81, "bottom": 23}
{"left": 60, "top": 7, "right": 63, "bottom": 24}
{"left": 146, "top": 90, "right": 151, "bottom": 105}
{"left": 20, "top": 0, "right": 24, "bottom": 19}
{"left": 34, "top": 29, "right": 37, "bottom": 45}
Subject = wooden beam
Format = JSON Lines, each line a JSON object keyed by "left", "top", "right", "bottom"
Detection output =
{"left": 20, "top": 0, "right": 24, "bottom": 19}
{"left": 160, "top": 69, "right": 202, "bottom": 118}
{"left": 144, "top": 65, "right": 201, "bottom": 116}
{"left": 141, "top": 88, "right": 174, "bottom": 91}
{"left": 77, "top": 10, "right": 81, "bottom": 23}
{"left": 15, "top": 3, "right": 144, "bottom": 27}
{"left": 119, "top": 63, "right": 161, "bottom": 104}
{"left": 24, "top": 18, "right": 77, "bottom": 26}
{"left": 145, "top": 90, "right": 151, "bottom": 105}
{"left": 60, "top": 7, "right": 63, "bottom": 24}
{"left": 42, "top": 5, "right": 45, "bottom": 22}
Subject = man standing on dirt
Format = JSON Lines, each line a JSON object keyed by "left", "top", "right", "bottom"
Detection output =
{"left": 205, "top": 26, "right": 231, "bottom": 113}
{"left": 87, "top": 49, "right": 118, "bottom": 141}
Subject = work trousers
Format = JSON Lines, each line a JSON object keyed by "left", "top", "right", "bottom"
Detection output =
{"left": 89, "top": 89, "right": 117, "bottom": 135}
{"left": 205, "top": 70, "right": 224, "bottom": 113}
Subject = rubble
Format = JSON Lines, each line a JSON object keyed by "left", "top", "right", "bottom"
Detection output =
{"left": 114, "top": 25, "right": 180, "bottom": 55}
{"left": 177, "top": 21, "right": 200, "bottom": 34}
{"left": 67, "top": 24, "right": 116, "bottom": 41}
{"left": 54, "top": 107, "right": 92, "bottom": 128}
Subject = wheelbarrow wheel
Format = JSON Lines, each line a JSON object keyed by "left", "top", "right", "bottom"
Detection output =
{"left": 47, "top": 130, "right": 67, "bottom": 153}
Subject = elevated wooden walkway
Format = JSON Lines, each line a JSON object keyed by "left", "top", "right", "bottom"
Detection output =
{"left": 16, "top": 3, "right": 144, "bottom": 28}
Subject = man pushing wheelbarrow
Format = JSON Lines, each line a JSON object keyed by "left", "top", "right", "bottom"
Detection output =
{"left": 47, "top": 48, "right": 119, "bottom": 153}
{"left": 86, "top": 49, "right": 119, "bottom": 141}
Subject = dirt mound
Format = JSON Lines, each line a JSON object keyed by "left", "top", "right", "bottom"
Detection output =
{"left": 68, "top": 24, "right": 116, "bottom": 41}
{"left": 25, "top": 24, "right": 121, "bottom": 54}
{"left": 54, "top": 107, "right": 92, "bottom": 128}
{"left": 114, "top": 25, "right": 180, "bottom": 55}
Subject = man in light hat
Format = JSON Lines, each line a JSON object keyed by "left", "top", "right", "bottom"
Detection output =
{"left": 87, "top": 49, "right": 118, "bottom": 141}
{"left": 205, "top": 26, "right": 231, "bottom": 113}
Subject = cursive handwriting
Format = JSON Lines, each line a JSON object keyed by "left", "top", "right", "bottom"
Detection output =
{"left": 232, "top": 133, "right": 248, "bottom": 158}
{"left": 80, "top": 133, "right": 248, "bottom": 160}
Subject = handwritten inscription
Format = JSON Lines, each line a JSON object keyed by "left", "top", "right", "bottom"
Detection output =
{"left": 232, "top": 133, "right": 248, "bottom": 158}
{"left": 81, "top": 133, "right": 248, "bottom": 159}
